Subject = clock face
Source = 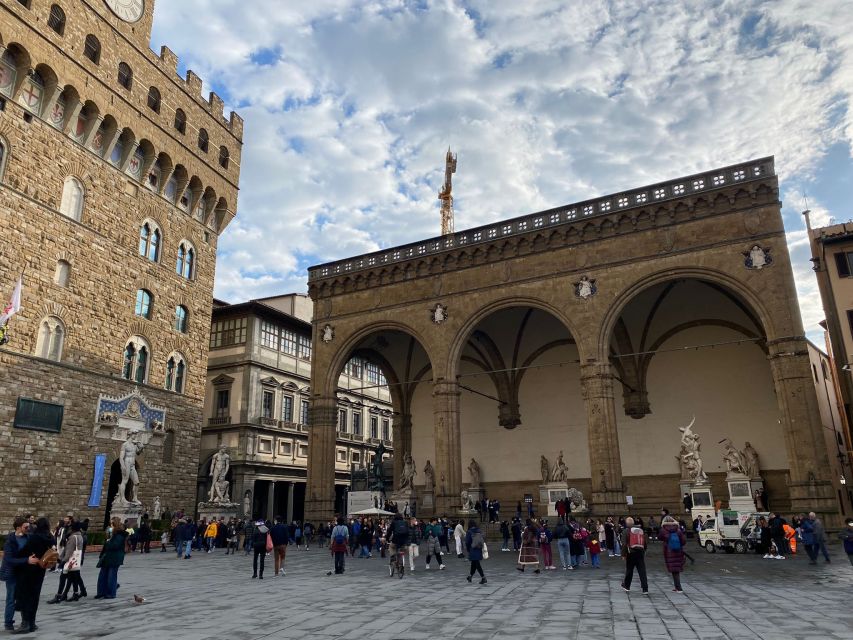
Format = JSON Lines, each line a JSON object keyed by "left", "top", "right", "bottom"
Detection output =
{"left": 104, "top": 0, "right": 144, "bottom": 23}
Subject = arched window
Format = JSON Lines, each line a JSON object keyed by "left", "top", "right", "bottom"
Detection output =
{"left": 194, "top": 194, "right": 207, "bottom": 222}
{"left": 165, "top": 353, "right": 186, "bottom": 393}
{"left": 164, "top": 176, "right": 178, "bottom": 202}
{"left": 198, "top": 128, "right": 209, "bottom": 153}
{"left": 117, "top": 62, "right": 132, "bottom": 90}
{"left": 59, "top": 176, "right": 84, "bottom": 221}
{"left": 174, "top": 305, "right": 188, "bottom": 332}
{"left": 0, "top": 50, "right": 18, "bottom": 98}
{"left": 176, "top": 242, "right": 195, "bottom": 279}
{"left": 122, "top": 336, "right": 150, "bottom": 383}
{"left": 147, "top": 86, "right": 161, "bottom": 113}
{"left": 35, "top": 315, "right": 65, "bottom": 361}
{"left": 48, "top": 4, "right": 66, "bottom": 35}
{"left": 54, "top": 260, "right": 70, "bottom": 287}
{"left": 218, "top": 146, "right": 229, "bottom": 169}
{"left": 174, "top": 108, "right": 186, "bottom": 134}
{"left": 138, "top": 221, "right": 161, "bottom": 261}
{"left": 146, "top": 159, "right": 161, "bottom": 191}
{"left": 134, "top": 289, "right": 152, "bottom": 318}
{"left": 84, "top": 34, "right": 100, "bottom": 64}
{"left": 179, "top": 187, "right": 192, "bottom": 211}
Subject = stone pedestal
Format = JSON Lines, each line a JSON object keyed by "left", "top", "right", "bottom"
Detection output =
{"left": 420, "top": 490, "right": 434, "bottom": 513}
{"left": 539, "top": 483, "right": 569, "bottom": 516}
{"left": 197, "top": 502, "right": 239, "bottom": 523}
{"left": 110, "top": 502, "right": 143, "bottom": 528}
{"left": 726, "top": 473, "right": 757, "bottom": 513}
{"left": 688, "top": 482, "right": 715, "bottom": 520}
{"left": 389, "top": 487, "right": 417, "bottom": 517}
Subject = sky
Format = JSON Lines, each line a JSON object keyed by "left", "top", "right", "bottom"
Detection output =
{"left": 151, "top": 0, "right": 853, "bottom": 343}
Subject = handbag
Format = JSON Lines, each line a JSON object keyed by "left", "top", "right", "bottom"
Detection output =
{"left": 64, "top": 549, "right": 83, "bottom": 572}
{"left": 265, "top": 532, "right": 273, "bottom": 553}
{"left": 482, "top": 543, "right": 489, "bottom": 560}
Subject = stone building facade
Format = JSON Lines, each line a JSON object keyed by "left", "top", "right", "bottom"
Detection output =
{"left": 0, "top": 0, "right": 242, "bottom": 528}
{"left": 304, "top": 157, "right": 845, "bottom": 524}
{"left": 199, "top": 294, "right": 393, "bottom": 522}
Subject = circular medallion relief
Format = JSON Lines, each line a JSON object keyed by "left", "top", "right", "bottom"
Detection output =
{"left": 104, "top": 0, "right": 144, "bottom": 22}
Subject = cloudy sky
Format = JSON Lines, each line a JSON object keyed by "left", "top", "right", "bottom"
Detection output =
{"left": 152, "top": 0, "right": 853, "bottom": 341}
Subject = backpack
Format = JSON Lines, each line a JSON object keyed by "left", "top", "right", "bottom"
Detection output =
{"left": 334, "top": 528, "right": 346, "bottom": 546}
{"left": 470, "top": 531, "right": 484, "bottom": 550}
{"left": 539, "top": 530, "right": 548, "bottom": 543}
{"left": 667, "top": 530, "right": 682, "bottom": 552}
{"left": 39, "top": 548, "right": 59, "bottom": 570}
{"left": 628, "top": 526, "right": 645, "bottom": 550}
{"left": 393, "top": 519, "right": 409, "bottom": 537}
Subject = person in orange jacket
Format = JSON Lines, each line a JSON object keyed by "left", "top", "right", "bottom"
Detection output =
{"left": 783, "top": 523, "right": 797, "bottom": 555}
{"left": 204, "top": 520, "right": 219, "bottom": 553}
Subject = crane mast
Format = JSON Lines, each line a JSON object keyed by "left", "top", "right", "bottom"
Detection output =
{"left": 438, "top": 148, "right": 457, "bottom": 235}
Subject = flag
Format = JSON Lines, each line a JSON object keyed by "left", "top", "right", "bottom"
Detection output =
{"left": 0, "top": 277, "right": 22, "bottom": 325}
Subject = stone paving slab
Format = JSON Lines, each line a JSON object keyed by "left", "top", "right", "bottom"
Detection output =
{"left": 20, "top": 541, "right": 853, "bottom": 640}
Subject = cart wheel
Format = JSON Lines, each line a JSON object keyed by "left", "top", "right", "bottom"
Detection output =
{"left": 734, "top": 540, "right": 747, "bottom": 554}
{"left": 704, "top": 540, "right": 716, "bottom": 553}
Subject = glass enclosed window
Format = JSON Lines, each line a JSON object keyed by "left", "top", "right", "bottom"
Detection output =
{"left": 198, "top": 128, "right": 209, "bottom": 153}
{"left": 261, "top": 321, "right": 279, "bottom": 349}
{"left": 352, "top": 412, "right": 362, "bottom": 436}
{"left": 262, "top": 390, "right": 274, "bottom": 419}
{"left": 174, "top": 109, "right": 186, "bottom": 134}
{"left": 48, "top": 4, "right": 66, "bottom": 35}
{"left": 338, "top": 408, "right": 347, "bottom": 432}
{"left": 281, "top": 329, "right": 297, "bottom": 355}
{"left": 147, "top": 86, "right": 161, "bottom": 113}
{"left": 174, "top": 305, "right": 188, "bottom": 333}
{"left": 281, "top": 395, "right": 294, "bottom": 422}
{"left": 300, "top": 399, "right": 310, "bottom": 426}
{"left": 117, "top": 62, "right": 132, "bottom": 90}
{"left": 134, "top": 289, "right": 152, "bottom": 319}
{"left": 138, "top": 222, "right": 160, "bottom": 261}
{"left": 84, "top": 35, "right": 100, "bottom": 64}
{"left": 209, "top": 317, "right": 247, "bottom": 347}
{"left": 297, "top": 334, "right": 312, "bottom": 360}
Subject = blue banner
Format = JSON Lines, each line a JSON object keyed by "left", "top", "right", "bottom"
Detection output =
{"left": 87, "top": 453, "right": 107, "bottom": 507}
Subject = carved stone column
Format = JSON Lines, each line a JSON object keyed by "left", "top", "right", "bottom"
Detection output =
{"left": 580, "top": 362, "right": 626, "bottom": 514}
{"left": 392, "top": 412, "right": 412, "bottom": 488}
{"left": 304, "top": 395, "right": 337, "bottom": 522}
{"left": 767, "top": 337, "right": 838, "bottom": 522}
{"left": 433, "top": 379, "right": 461, "bottom": 514}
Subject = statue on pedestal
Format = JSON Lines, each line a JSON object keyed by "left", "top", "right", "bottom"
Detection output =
{"left": 116, "top": 431, "right": 145, "bottom": 506}
{"left": 399, "top": 452, "right": 417, "bottom": 490}
{"left": 152, "top": 496, "right": 161, "bottom": 520}
{"left": 720, "top": 438, "right": 747, "bottom": 476}
{"left": 468, "top": 458, "right": 481, "bottom": 488}
{"left": 743, "top": 441, "right": 761, "bottom": 479}
{"left": 423, "top": 460, "right": 435, "bottom": 492}
{"left": 371, "top": 442, "right": 387, "bottom": 492}
{"left": 208, "top": 445, "right": 233, "bottom": 504}
{"left": 551, "top": 451, "right": 569, "bottom": 483}
{"left": 678, "top": 418, "right": 708, "bottom": 484}
{"left": 540, "top": 455, "right": 550, "bottom": 484}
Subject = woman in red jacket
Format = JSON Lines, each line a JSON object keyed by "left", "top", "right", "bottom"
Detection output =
{"left": 657, "top": 515, "right": 687, "bottom": 593}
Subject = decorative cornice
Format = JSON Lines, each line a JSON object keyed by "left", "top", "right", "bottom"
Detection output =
{"left": 308, "top": 157, "right": 776, "bottom": 294}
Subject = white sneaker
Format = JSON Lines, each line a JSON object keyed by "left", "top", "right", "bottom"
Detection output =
{"left": 763, "top": 554, "right": 771, "bottom": 559}
{"left": 776, "top": 556, "right": 786, "bottom": 560}
{"left": 439, "top": 564, "right": 446, "bottom": 570}
{"left": 425, "top": 565, "right": 430, "bottom": 570}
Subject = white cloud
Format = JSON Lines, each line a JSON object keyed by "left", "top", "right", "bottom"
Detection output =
{"left": 152, "top": 0, "right": 853, "bottom": 327}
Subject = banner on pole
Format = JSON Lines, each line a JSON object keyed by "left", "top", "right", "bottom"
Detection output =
{"left": 87, "top": 453, "right": 107, "bottom": 507}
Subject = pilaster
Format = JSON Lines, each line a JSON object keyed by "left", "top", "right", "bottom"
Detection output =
{"left": 433, "top": 379, "right": 461, "bottom": 514}
{"left": 304, "top": 395, "right": 337, "bottom": 522}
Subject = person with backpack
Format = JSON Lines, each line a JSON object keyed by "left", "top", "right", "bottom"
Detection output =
{"left": 568, "top": 519, "right": 585, "bottom": 569}
{"left": 658, "top": 515, "right": 687, "bottom": 593}
{"left": 251, "top": 520, "right": 270, "bottom": 579}
{"left": 424, "top": 518, "right": 445, "bottom": 570}
{"left": 620, "top": 516, "right": 648, "bottom": 594}
{"left": 330, "top": 517, "right": 349, "bottom": 575}
{"left": 464, "top": 519, "right": 487, "bottom": 584}
{"left": 539, "top": 520, "right": 556, "bottom": 570}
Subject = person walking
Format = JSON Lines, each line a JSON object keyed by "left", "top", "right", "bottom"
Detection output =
{"left": 465, "top": 520, "right": 487, "bottom": 584}
{"left": 810, "top": 512, "right": 830, "bottom": 562}
{"left": 1, "top": 517, "right": 34, "bottom": 632}
{"left": 58, "top": 521, "right": 86, "bottom": 601}
{"left": 330, "top": 517, "right": 349, "bottom": 575}
{"left": 658, "top": 515, "right": 687, "bottom": 593}
{"left": 137, "top": 517, "right": 152, "bottom": 554}
{"left": 204, "top": 519, "right": 218, "bottom": 553}
{"left": 454, "top": 520, "right": 465, "bottom": 558}
{"left": 424, "top": 518, "right": 445, "bottom": 570}
{"left": 800, "top": 513, "right": 818, "bottom": 564}
{"left": 620, "top": 516, "right": 648, "bottom": 594}
{"left": 251, "top": 520, "right": 270, "bottom": 579}
{"left": 837, "top": 517, "right": 853, "bottom": 566}
{"left": 270, "top": 516, "right": 289, "bottom": 576}
{"left": 95, "top": 518, "right": 127, "bottom": 600}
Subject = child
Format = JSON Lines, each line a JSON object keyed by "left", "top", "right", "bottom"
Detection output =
{"left": 587, "top": 535, "right": 601, "bottom": 568}
{"left": 160, "top": 530, "right": 169, "bottom": 552}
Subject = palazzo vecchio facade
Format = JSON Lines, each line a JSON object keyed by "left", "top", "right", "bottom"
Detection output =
{"left": 0, "top": 0, "right": 242, "bottom": 527}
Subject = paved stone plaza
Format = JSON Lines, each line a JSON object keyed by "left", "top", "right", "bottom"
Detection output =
{"left": 29, "top": 540, "right": 852, "bottom": 640}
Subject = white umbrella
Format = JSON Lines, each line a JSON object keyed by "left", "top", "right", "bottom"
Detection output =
{"left": 350, "top": 507, "right": 395, "bottom": 516}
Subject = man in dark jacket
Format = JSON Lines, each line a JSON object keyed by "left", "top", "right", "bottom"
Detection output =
{"left": 767, "top": 513, "right": 787, "bottom": 559}
{"left": 1, "top": 517, "right": 36, "bottom": 631}
{"left": 270, "top": 517, "right": 289, "bottom": 576}
{"left": 15, "top": 517, "right": 55, "bottom": 633}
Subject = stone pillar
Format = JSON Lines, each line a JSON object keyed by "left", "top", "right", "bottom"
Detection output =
{"left": 392, "top": 413, "right": 412, "bottom": 488}
{"left": 305, "top": 395, "right": 338, "bottom": 522}
{"left": 266, "top": 481, "right": 276, "bottom": 521}
{"left": 767, "top": 337, "right": 839, "bottom": 522}
{"left": 286, "top": 482, "right": 295, "bottom": 523}
{"left": 580, "top": 362, "right": 626, "bottom": 514}
{"left": 433, "top": 379, "right": 461, "bottom": 514}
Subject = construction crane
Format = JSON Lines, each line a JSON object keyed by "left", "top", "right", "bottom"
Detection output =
{"left": 438, "top": 147, "right": 457, "bottom": 235}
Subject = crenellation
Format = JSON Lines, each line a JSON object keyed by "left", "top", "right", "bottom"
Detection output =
{"left": 159, "top": 45, "right": 179, "bottom": 75}
{"left": 185, "top": 69, "right": 203, "bottom": 100}
{"left": 208, "top": 91, "right": 224, "bottom": 120}
{"left": 229, "top": 111, "right": 244, "bottom": 139}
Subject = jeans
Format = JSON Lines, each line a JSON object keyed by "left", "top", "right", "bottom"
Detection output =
{"left": 206, "top": 536, "right": 216, "bottom": 552}
{"left": 4, "top": 578, "right": 15, "bottom": 627}
{"left": 359, "top": 544, "right": 371, "bottom": 558}
{"left": 557, "top": 539, "right": 571, "bottom": 568}
{"left": 805, "top": 544, "right": 818, "bottom": 562}
{"left": 182, "top": 541, "right": 193, "bottom": 558}
{"left": 623, "top": 549, "right": 648, "bottom": 592}
{"left": 671, "top": 571, "right": 682, "bottom": 590}
{"left": 591, "top": 553, "right": 600, "bottom": 567}
{"left": 334, "top": 551, "right": 346, "bottom": 574}
{"left": 252, "top": 547, "right": 266, "bottom": 577}
{"left": 571, "top": 553, "right": 583, "bottom": 568}
{"left": 96, "top": 566, "right": 119, "bottom": 598}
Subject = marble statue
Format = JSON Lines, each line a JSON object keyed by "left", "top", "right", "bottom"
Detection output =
{"left": 423, "top": 459, "right": 435, "bottom": 492}
{"left": 152, "top": 496, "right": 161, "bottom": 519}
{"left": 720, "top": 438, "right": 747, "bottom": 476}
{"left": 540, "top": 455, "right": 550, "bottom": 484}
{"left": 461, "top": 489, "right": 476, "bottom": 511}
{"left": 243, "top": 490, "right": 252, "bottom": 517}
{"left": 678, "top": 417, "right": 708, "bottom": 483}
{"left": 208, "top": 445, "right": 232, "bottom": 503}
{"left": 551, "top": 451, "right": 569, "bottom": 483}
{"left": 116, "top": 431, "right": 145, "bottom": 506}
{"left": 676, "top": 442, "right": 691, "bottom": 480}
{"left": 399, "top": 452, "right": 417, "bottom": 490}
{"left": 743, "top": 441, "right": 760, "bottom": 479}
{"left": 566, "top": 487, "right": 588, "bottom": 512}
{"left": 468, "top": 458, "right": 481, "bottom": 487}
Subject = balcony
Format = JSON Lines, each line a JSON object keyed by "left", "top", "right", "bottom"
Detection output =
{"left": 207, "top": 416, "right": 231, "bottom": 426}
{"left": 257, "top": 416, "right": 278, "bottom": 427}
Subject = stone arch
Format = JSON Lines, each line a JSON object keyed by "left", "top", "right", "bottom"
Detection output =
{"left": 597, "top": 266, "right": 776, "bottom": 362}
{"left": 447, "top": 295, "right": 587, "bottom": 381}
